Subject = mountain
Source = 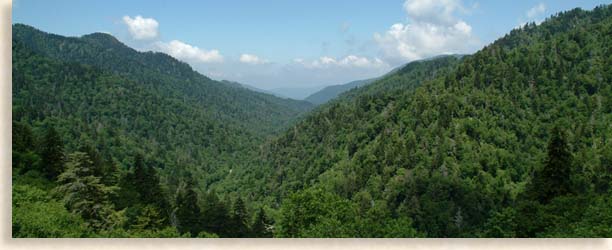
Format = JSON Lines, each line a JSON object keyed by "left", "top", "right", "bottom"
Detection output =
{"left": 267, "top": 85, "right": 326, "bottom": 100}
{"left": 12, "top": 24, "right": 314, "bottom": 197}
{"left": 220, "top": 80, "right": 281, "bottom": 97}
{"left": 11, "top": 4, "right": 612, "bottom": 238}
{"left": 248, "top": 6, "right": 612, "bottom": 237}
{"left": 304, "top": 55, "right": 465, "bottom": 105}
{"left": 304, "top": 78, "right": 377, "bottom": 105}
{"left": 13, "top": 24, "right": 313, "bottom": 136}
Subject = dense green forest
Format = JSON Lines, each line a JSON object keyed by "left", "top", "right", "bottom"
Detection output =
{"left": 12, "top": 5, "right": 612, "bottom": 237}
{"left": 12, "top": 24, "right": 306, "bottom": 237}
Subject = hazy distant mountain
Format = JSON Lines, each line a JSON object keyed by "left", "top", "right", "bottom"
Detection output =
{"left": 267, "top": 86, "right": 327, "bottom": 100}
{"left": 303, "top": 63, "right": 407, "bottom": 105}
{"left": 220, "top": 80, "right": 281, "bottom": 97}
{"left": 304, "top": 78, "right": 376, "bottom": 105}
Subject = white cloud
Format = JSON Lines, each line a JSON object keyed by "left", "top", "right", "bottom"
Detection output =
{"left": 517, "top": 3, "right": 547, "bottom": 28}
{"left": 527, "top": 3, "right": 546, "bottom": 19}
{"left": 374, "top": 0, "right": 478, "bottom": 64}
{"left": 403, "top": 0, "right": 465, "bottom": 25}
{"left": 122, "top": 15, "right": 159, "bottom": 40}
{"left": 240, "top": 54, "right": 269, "bottom": 65}
{"left": 155, "top": 40, "right": 223, "bottom": 63}
{"left": 297, "top": 55, "right": 388, "bottom": 69}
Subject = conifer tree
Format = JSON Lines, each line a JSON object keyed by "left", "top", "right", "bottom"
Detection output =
{"left": 229, "top": 197, "right": 249, "bottom": 237}
{"left": 174, "top": 178, "right": 202, "bottom": 236}
{"left": 55, "top": 152, "right": 116, "bottom": 230}
{"left": 529, "top": 126, "right": 573, "bottom": 203}
{"left": 118, "top": 154, "right": 170, "bottom": 226}
{"left": 251, "top": 207, "right": 272, "bottom": 237}
{"left": 201, "top": 191, "right": 230, "bottom": 236}
{"left": 40, "top": 126, "right": 64, "bottom": 179}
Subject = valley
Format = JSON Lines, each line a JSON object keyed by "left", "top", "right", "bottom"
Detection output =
{"left": 11, "top": 4, "right": 612, "bottom": 238}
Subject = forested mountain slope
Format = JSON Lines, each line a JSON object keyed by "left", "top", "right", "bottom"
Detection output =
{"left": 11, "top": 5, "right": 612, "bottom": 238}
{"left": 13, "top": 24, "right": 313, "bottom": 137}
{"left": 12, "top": 24, "right": 315, "bottom": 237}
{"left": 303, "top": 57, "right": 457, "bottom": 105}
{"left": 258, "top": 6, "right": 612, "bottom": 237}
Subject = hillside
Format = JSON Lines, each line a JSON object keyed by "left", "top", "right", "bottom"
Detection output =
{"left": 10, "top": 5, "right": 612, "bottom": 239}
{"left": 256, "top": 6, "right": 612, "bottom": 237}
{"left": 13, "top": 24, "right": 313, "bottom": 137}
{"left": 11, "top": 24, "right": 315, "bottom": 231}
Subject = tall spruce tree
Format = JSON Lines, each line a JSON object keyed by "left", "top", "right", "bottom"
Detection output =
{"left": 174, "top": 178, "right": 203, "bottom": 236}
{"left": 55, "top": 152, "right": 116, "bottom": 230}
{"left": 118, "top": 154, "right": 170, "bottom": 226}
{"left": 530, "top": 126, "right": 573, "bottom": 203}
{"left": 251, "top": 207, "right": 272, "bottom": 237}
{"left": 12, "top": 121, "right": 39, "bottom": 173}
{"left": 40, "top": 126, "right": 64, "bottom": 179}
{"left": 201, "top": 191, "right": 230, "bottom": 236}
{"left": 229, "top": 197, "right": 249, "bottom": 237}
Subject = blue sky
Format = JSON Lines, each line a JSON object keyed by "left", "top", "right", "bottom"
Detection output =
{"left": 13, "top": 0, "right": 609, "bottom": 90}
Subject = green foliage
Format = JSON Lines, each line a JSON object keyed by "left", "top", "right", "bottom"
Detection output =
{"left": 277, "top": 188, "right": 419, "bottom": 237}
{"left": 54, "top": 152, "right": 117, "bottom": 230}
{"left": 174, "top": 179, "right": 203, "bottom": 236}
{"left": 261, "top": 5, "right": 612, "bottom": 237}
{"left": 228, "top": 197, "right": 250, "bottom": 237}
{"left": 40, "top": 126, "right": 64, "bottom": 179}
{"left": 12, "top": 23, "right": 312, "bottom": 202}
{"left": 11, "top": 4, "right": 612, "bottom": 238}
{"left": 250, "top": 207, "right": 273, "bottom": 237}
{"left": 12, "top": 184, "right": 90, "bottom": 237}
{"left": 200, "top": 191, "right": 231, "bottom": 237}
{"left": 528, "top": 126, "right": 573, "bottom": 203}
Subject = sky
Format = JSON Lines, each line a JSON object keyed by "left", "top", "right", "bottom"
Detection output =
{"left": 12, "top": 0, "right": 610, "bottom": 90}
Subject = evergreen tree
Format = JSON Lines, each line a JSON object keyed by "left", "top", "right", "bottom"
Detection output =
{"left": 174, "top": 179, "right": 202, "bottom": 236}
{"left": 229, "top": 197, "right": 249, "bottom": 237}
{"left": 40, "top": 126, "right": 64, "bottom": 179}
{"left": 201, "top": 191, "right": 230, "bottom": 236}
{"left": 12, "top": 121, "right": 40, "bottom": 173}
{"left": 54, "top": 152, "right": 116, "bottom": 230}
{"left": 120, "top": 155, "right": 170, "bottom": 218}
{"left": 529, "top": 126, "right": 574, "bottom": 203}
{"left": 250, "top": 207, "right": 272, "bottom": 237}
{"left": 78, "top": 144, "right": 104, "bottom": 178}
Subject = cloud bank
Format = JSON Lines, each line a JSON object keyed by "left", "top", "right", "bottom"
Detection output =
{"left": 374, "top": 0, "right": 479, "bottom": 65}
{"left": 122, "top": 15, "right": 159, "bottom": 40}
{"left": 155, "top": 40, "right": 224, "bottom": 63}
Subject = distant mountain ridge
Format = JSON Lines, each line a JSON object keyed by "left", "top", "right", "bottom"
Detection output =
{"left": 304, "top": 78, "right": 376, "bottom": 105}
{"left": 304, "top": 55, "right": 466, "bottom": 105}
{"left": 267, "top": 86, "right": 327, "bottom": 100}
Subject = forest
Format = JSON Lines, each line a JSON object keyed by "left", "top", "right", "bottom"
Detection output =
{"left": 12, "top": 5, "right": 612, "bottom": 237}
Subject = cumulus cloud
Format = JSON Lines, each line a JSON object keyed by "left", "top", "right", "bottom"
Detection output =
{"left": 155, "top": 40, "right": 223, "bottom": 63}
{"left": 122, "top": 15, "right": 159, "bottom": 40}
{"left": 297, "top": 55, "right": 388, "bottom": 69}
{"left": 517, "top": 3, "right": 547, "bottom": 28}
{"left": 374, "top": 0, "right": 478, "bottom": 64}
{"left": 527, "top": 3, "right": 546, "bottom": 19}
{"left": 239, "top": 54, "right": 269, "bottom": 65}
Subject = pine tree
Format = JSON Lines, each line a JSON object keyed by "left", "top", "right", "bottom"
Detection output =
{"left": 229, "top": 197, "right": 249, "bottom": 237}
{"left": 40, "top": 126, "right": 64, "bottom": 179}
{"left": 134, "top": 156, "right": 168, "bottom": 209}
{"left": 174, "top": 179, "right": 202, "bottom": 236}
{"left": 529, "top": 126, "right": 573, "bottom": 203}
{"left": 201, "top": 191, "right": 230, "bottom": 236}
{"left": 55, "top": 152, "right": 116, "bottom": 230}
{"left": 251, "top": 207, "right": 272, "bottom": 237}
{"left": 12, "top": 121, "right": 39, "bottom": 173}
